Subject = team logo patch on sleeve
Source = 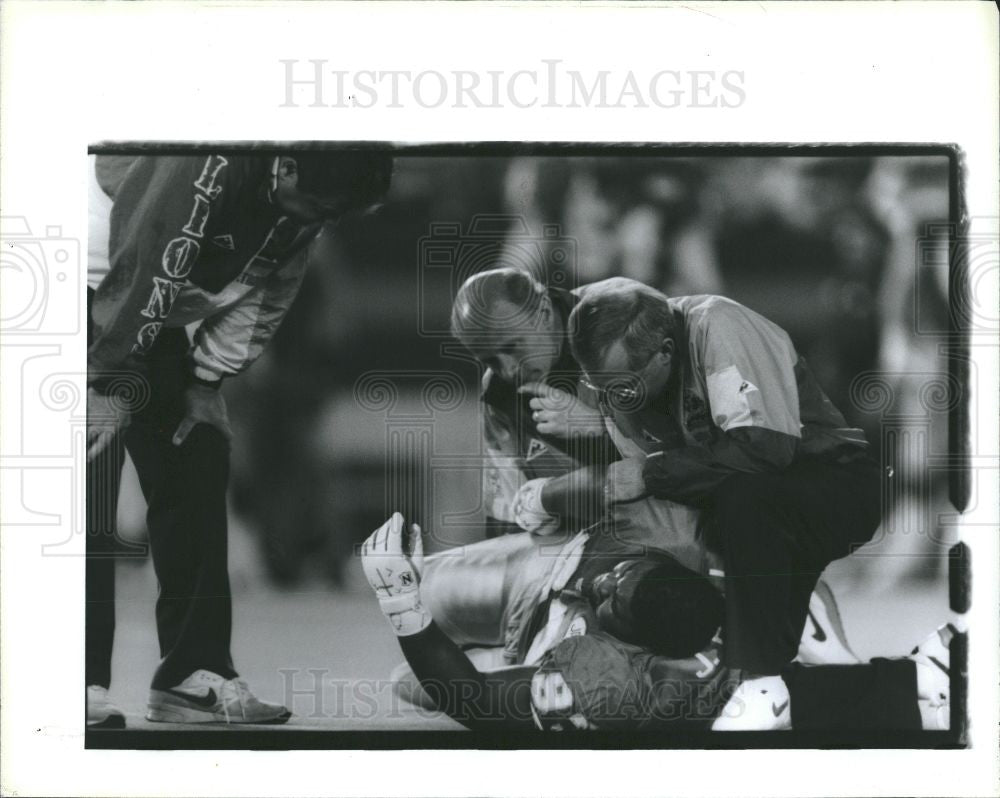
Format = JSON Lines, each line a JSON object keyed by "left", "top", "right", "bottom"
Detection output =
{"left": 707, "top": 365, "right": 758, "bottom": 430}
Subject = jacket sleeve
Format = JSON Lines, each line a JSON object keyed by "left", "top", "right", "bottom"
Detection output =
{"left": 642, "top": 302, "right": 801, "bottom": 505}
{"left": 87, "top": 155, "right": 232, "bottom": 389}
{"left": 190, "top": 244, "right": 311, "bottom": 381}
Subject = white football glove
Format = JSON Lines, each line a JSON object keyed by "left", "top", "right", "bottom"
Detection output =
{"left": 512, "top": 478, "right": 556, "bottom": 534}
{"left": 361, "top": 512, "right": 430, "bottom": 636}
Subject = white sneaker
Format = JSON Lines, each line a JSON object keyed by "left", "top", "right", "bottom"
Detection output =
{"left": 87, "top": 685, "right": 125, "bottom": 729}
{"left": 147, "top": 670, "right": 291, "bottom": 724}
{"left": 909, "top": 623, "right": 959, "bottom": 731}
{"left": 910, "top": 623, "right": 956, "bottom": 706}
{"left": 712, "top": 675, "right": 791, "bottom": 731}
{"left": 796, "top": 578, "right": 861, "bottom": 665}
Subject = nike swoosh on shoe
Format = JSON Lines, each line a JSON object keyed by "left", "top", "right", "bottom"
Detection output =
{"left": 163, "top": 688, "right": 218, "bottom": 708}
{"left": 807, "top": 609, "right": 827, "bottom": 642}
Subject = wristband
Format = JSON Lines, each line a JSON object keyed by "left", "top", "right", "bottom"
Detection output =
{"left": 512, "top": 478, "right": 554, "bottom": 533}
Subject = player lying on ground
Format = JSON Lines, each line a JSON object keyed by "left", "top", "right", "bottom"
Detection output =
{"left": 449, "top": 270, "right": 885, "bottom": 719}
{"left": 361, "top": 513, "right": 954, "bottom": 732}
{"left": 388, "top": 421, "right": 863, "bottom": 721}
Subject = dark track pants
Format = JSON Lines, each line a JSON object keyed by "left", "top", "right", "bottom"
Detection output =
{"left": 713, "top": 457, "right": 882, "bottom": 674}
{"left": 785, "top": 658, "right": 922, "bottom": 730}
{"left": 86, "top": 289, "right": 238, "bottom": 690}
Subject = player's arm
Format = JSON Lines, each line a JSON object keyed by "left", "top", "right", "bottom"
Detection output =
{"left": 510, "top": 466, "right": 607, "bottom": 536}
{"left": 620, "top": 306, "right": 802, "bottom": 506}
{"left": 361, "top": 514, "right": 536, "bottom": 729}
{"left": 86, "top": 155, "right": 231, "bottom": 459}
{"left": 397, "top": 626, "right": 538, "bottom": 730}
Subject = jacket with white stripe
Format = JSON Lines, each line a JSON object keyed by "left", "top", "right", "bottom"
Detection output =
{"left": 609, "top": 295, "right": 870, "bottom": 506}
{"left": 88, "top": 154, "right": 322, "bottom": 390}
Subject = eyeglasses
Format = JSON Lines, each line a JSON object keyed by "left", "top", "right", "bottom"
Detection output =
{"left": 580, "top": 375, "right": 639, "bottom": 407}
{"left": 580, "top": 351, "right": 662, "bottom": 412}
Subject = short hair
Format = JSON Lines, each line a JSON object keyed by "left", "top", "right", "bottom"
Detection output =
{"left": 450, "top": 267, "right": 547, "bottom": 340}
{"left": 569, "top": 277, "right": 675, "bottom": 373}
{"left": 627, "top": 556, "right": 724, "bottom": 658}
{"left": 292, "top": 151, "right": 393, "bottom": 212}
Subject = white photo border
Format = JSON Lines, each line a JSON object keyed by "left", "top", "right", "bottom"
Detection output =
{"left": 1, "top": 2, "right": 997, "bottom": 797}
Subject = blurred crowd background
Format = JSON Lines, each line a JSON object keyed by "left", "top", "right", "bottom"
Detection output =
{"left": 112, "top": 152, "right": 957, "bottom": 599}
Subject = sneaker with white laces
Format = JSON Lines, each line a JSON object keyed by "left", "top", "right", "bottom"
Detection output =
{"left": 795, "top": 578, "right": 861, "bottom": 665}
{"left": 146, "top": 669, "right": 292, "bottom": 724}
{"left": 712, "top": 675, "right": 792, "bottom": 731}
{"left": 87, "top": 685, "right": 126, "bottom": 729}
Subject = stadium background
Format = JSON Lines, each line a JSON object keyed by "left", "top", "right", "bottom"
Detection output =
{"left": 106, "top": 152, "right": 957, "bottom": 728}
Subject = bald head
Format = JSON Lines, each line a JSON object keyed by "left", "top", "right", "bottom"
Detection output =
{"left": 450, "top": 268, "right": 548, "bottom": 341}
{"left": 450, "top": 268, "right": 563, "bottom": 384}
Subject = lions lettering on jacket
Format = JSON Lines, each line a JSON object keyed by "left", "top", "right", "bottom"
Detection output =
{"left": 88, "top": 154, "right": 320, "bottom": 388}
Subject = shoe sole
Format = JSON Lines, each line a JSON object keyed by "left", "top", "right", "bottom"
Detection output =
{"left": 146, "top": 705, "right": 292, "bottom": 725}
{"left": 87, "top": 714, "right": 126, "bottom": 730}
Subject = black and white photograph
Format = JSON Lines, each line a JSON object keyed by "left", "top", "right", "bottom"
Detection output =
{"left": 80, "top": 145, "right": 964, "bottom": 748}
{"left": 1, "top": 3, "right": 997, "bottom": 797}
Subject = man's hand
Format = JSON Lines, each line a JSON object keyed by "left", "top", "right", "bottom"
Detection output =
{"left": 605, "top": 456, "right": 649, "bottom": 503}
{"left": 87, "top": 387, "right": 131, "bottom": 462}
{"left": 172, "top": 383, "right": 233, "bottom": 446}
{"left": 361, "top": 512, "right": 431, "bottom": 636}
{"left": 518, "top": 382, "right": 606, "bottom": 438}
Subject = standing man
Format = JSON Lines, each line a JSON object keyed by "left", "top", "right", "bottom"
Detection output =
{"left": 569, "top": 278, "right": 882, "bottom": 729}
{"left": 86, "top": 150, "right": 392, "bottom": 726}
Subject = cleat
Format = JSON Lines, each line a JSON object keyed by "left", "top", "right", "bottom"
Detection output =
{"left": 712, "top": 675, "right": 791, "bottom": 731}
{"left": 795, "top": 578, "right": 861, "bottom": 665}
{"left": 147, "top": 669, "right": 291, "bottom": 724}
{"left": 87, "top": 685, "right": 126, "bottom": 729}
